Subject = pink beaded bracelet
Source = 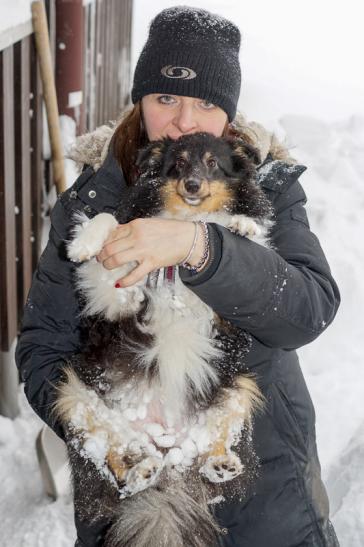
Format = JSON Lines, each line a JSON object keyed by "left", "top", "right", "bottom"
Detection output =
{"left": 179, "top": 221, "right": 210, "bottom": 273}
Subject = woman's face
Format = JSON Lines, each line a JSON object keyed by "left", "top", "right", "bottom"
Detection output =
{"left": 141, "top": 94, "right": 228, "bottom": 141}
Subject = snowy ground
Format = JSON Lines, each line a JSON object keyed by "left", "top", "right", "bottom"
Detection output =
{"left": 286, "top": 114, "right": 364, "bottom": 545}
{"left": 0, "top": 400, "right": 76, "bottom": 547}
{"left": 0, "top": 114, "right": 363, "bottom": 546}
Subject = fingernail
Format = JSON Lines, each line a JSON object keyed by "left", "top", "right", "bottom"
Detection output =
{"left": 115, "top": 283, "right": 121, "bottom": 288}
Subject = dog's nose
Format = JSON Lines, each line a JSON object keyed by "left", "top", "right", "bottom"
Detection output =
{"left": 184, "top": 179, "right": 201, "bottom": 194}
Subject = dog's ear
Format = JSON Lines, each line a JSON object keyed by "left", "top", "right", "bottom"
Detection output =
{"left": 229, "top": 138, "right": 261, "bottom": 170}
{"left": 136, "top": 138, "right": 172, "bottom": 175}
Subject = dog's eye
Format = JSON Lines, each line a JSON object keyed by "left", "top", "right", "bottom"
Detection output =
{"left": 207, "top": 158, "right": 217, "bottom": 168}
{"left": 176, "top": 158, "right": 187, "bottom": 169}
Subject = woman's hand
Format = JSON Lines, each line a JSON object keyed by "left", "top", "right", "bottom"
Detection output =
{"left": 96, "top": 218, "right": 205, "bottom": 287}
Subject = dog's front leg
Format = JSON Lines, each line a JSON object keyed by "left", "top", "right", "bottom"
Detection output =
{"left": 227, "top": 214, "right": 272, "bottom": 248}
{"left": 67, "top": 212, "right": 146, "bottom": 319}
{"left": 227, "top": 214, "right": 261, "bottom": 239}
{"left": 67, "top": 212, "right": 118, "bottom": 262}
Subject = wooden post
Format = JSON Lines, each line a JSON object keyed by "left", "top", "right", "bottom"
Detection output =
{"left": 14, "top": 37, "right": 33, "bottom": 314}
{"left": 0, "top": 46, "right": 18, "bottom": 351}
{"left": 31, "top": 0, "right": 66, "bottom": 194}
{"left": 30, "top": 33, "right": 44, "bottom": 268}
{"left": 55, "top": 0, "right": 85, "bottom": 134}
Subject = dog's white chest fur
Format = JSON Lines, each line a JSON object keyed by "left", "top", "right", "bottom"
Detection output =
{"left": 68, "top": 211, "right": 270, "bottom": 419}
{"left": 57, "top": 211, "right": 269, "bottom": 496}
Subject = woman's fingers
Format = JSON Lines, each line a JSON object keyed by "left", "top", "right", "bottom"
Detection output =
{"left": 97, "top": 226, "right": 133, "bottom": 264}
{"left": 97, "top": 218, "right": 199, "bottom": 280}
{"left": 115, "top": 260, "right": 152, "bottom": 288}
{"left": 101, "top": 247, "right": 137, "bottom": 270}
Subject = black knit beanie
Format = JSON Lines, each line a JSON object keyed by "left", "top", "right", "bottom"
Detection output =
{"left": 131, "top": 6, "right": 241, "bottom": 122}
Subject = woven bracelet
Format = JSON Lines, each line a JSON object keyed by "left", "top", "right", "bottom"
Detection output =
{"left": 180, "top": 221, "right": 210, "bottom": 273}
{"left": 178, "top": 221, "right": 199, "bottom": 266}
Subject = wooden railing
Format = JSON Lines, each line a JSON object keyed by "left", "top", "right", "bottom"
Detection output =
{"left": 0, "top": 0, "right": 132, "bottom": 356}
{"left": 84, "top": 0, "right": 133, "bottom": 131}
{"left": 0, "top": 25, "right": 46, "bottom": 353}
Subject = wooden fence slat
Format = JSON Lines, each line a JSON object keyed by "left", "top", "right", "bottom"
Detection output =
{"left": 119, "top": 0, "right": 132, "bottom": 111}
{"left": 30, "top": 34, "right": 43, "bottom": 269}
{"left": 111, "top": 0, "right": 119, "bottom": 116}
{"left": 0, "top": 46, "right": 18, "bottom": 351}
{"left": 102, "top": 0, "right": 109, "bottom": 124}
{"left": 44, "top": 0, "right": 57, "bottom": 195}
{"left": 100, "top": 0, "right": 107, "bottom": 125}
{"left": 95, "top": 0, "right": 104, "bottom": 126}
{"left": 14, "top": 37, "right": 32, "bottom": 318}
{"left": 89, "top": 0, "right": 97, "bottom": 130}
{"left": 80, "top": 0, "right": 132, "bottom": 132}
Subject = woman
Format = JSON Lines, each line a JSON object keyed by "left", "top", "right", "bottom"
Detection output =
{"left": 16, "top": 6, "right": 340, "bottom": 547}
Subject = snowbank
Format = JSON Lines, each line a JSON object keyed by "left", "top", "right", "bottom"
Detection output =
{"left": 0, "top": 1, "right": 32, "bottom": 35}
{"left": 281, "top": 114, "right": 364, "bottom": 546}
{"left": 0, "top": 395, "right": 76, "bottom": 546}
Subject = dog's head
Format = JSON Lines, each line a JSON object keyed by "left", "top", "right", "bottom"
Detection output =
{"left": 135, "top": 132, "right": 270, "bottom": 217}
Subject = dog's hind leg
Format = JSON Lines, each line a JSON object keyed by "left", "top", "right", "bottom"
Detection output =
{"left": 54, "top": 368, "right": 164, "bottom": 493}
{"left": 120, "top": 456, "right": 164, "bottom": 496}
{"left": 199, "top": 429, "right": 244, "bottom": 483}
{"left": 199, "top": 375, "right": 263, "bottom": 483}
{"left": 106, "top": 448, "right": 141, "bottom": 485}
{"left": 106, "top": 448, "right": 165, "bottom": 497}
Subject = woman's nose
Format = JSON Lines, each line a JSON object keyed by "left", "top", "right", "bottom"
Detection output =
{"left": 173, "top": 104, "right": 198, "bottom": 133}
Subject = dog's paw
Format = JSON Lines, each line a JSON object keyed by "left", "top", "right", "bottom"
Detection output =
{"left": 228, "top": 215, "right": 260, "bottom": 238}
{"left": 106, "top": 449, "right": 141, "bottom": 484}
{"left": 200, "top": 453, "right": 243, "bottom": 483}
{"left": 68, "top": 213, "right": 118, "bottom": 262}
{"left": 123, "top": 456, "right": 164, "bottom": 495}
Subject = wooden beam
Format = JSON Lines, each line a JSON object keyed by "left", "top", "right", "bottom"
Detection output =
{"left": 30, "top": 34, "right": 43, "bottom": 268}
{"left": 14, "top": 37, "right": 32, "bottom": 314}
{"left": 0, "top": 46, "right": 18, "bottom": 351}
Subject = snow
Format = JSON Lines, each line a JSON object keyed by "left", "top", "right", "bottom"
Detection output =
{"left": 0, "top": 0, "right": 95, "bottom": 35}
{"left": 0, "top": 394, "right": 76, "bottom": 546}
{"left": 285, "top": 113, "right": 364, "bottom": 546}
{"left": 0, "top": 1, "right": 32, "bottom": 35}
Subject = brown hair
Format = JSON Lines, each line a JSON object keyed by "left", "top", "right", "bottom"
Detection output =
{"left": 113, "top": 102, "right": 254, "bottom": 186}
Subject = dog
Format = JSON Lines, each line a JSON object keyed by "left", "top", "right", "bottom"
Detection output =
{"left": 54, "top": 132, "right": 273, "bottom": 546}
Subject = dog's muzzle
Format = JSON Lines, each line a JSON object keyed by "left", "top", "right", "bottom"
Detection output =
{"left": 184, "top": 179, "right": 200, "bottom": 194}
{"left": 178, "top": 178, "right": 209, "bottom": 206}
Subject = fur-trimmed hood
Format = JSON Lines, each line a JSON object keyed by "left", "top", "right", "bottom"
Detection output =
{"left": 67, "top": 111, "right": 297, "bottom": 173}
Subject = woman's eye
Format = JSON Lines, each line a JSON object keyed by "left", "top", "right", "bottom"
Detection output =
{"left": 201, "top": 100, "right": 215, "bottom": 110}
{"left": 158, "top": 95, "right": 175, "bottom": 104}
{"left": 207, "top": 158, "right": 217, "bottom": 168}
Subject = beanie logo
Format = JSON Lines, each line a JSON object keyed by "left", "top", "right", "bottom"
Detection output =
{"left": 161, "top": 65, "right": 197, "bottom": 80}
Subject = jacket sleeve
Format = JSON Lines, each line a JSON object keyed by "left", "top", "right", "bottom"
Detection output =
{"left": 15, "top": 198, "right": 82, "bottom": 439}
{"left": 179, "top": 163, "right": 340, "bottom": 350}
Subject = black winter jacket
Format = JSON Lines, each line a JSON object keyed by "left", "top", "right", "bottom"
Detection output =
{"left": 16, "top": 142, "right": 340, "bottom": 547}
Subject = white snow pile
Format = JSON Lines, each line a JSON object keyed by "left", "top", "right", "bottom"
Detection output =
{"left": 0, "top": 1, "right": 33, "bottom": 34}
{"left": 0, "top": 395, "right": 76, "bottom": 546}
{"left": 282, "top": 114, "right": 364, "bottom": 546}
{"left": 0, "top": 0, "right": 96, "bottom": 34}
{"left": 0, "top": 114, "right": 363, "bottom": 546}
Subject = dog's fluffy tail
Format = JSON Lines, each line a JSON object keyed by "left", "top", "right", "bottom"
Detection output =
{"left": 105, "top": 475, "right": 220, "bottom": 547}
